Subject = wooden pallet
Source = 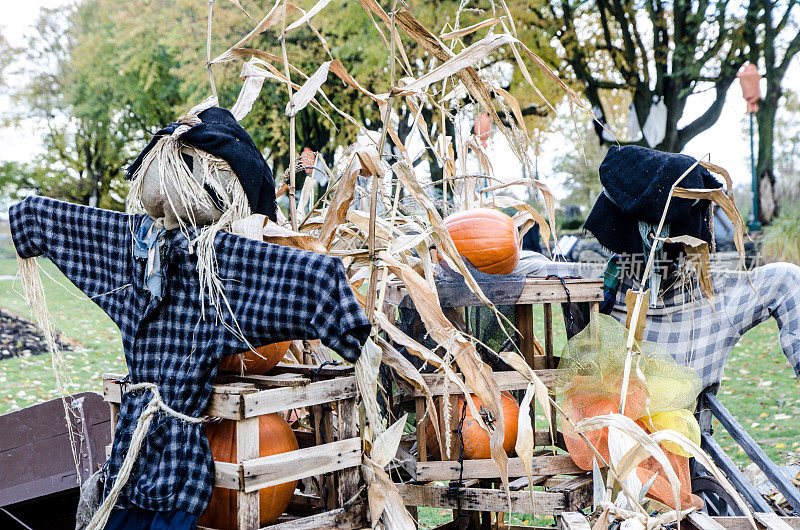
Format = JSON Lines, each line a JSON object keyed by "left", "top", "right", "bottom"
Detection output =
{"left": 102, "top": 363, "right": 367, "bottom": 530}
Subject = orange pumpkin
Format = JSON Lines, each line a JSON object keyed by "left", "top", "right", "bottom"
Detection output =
{"left": 219, "top": 341, "right": 291, "bottom": 375}
{"left": 199, "top": 414, "right": 298, "bottom": 528}
{"left": 425, "top": 392, "right": 519, "bottom": 460}
{"left": 444, "top": 208, "right": 520, "bottom": 275}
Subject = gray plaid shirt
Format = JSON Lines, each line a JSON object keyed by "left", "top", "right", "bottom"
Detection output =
{"left": 516, "top": 253, "right": 800, "bottom": 388}
{"left": 9, "top": 196, "right": 370, "bottom": 516}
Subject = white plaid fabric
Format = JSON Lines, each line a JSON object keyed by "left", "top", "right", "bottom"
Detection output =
{"left": 517, "top": 253, "right": 800, "bottom": 388}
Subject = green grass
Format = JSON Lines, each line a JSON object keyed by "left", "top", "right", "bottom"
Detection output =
{"left": 0, "top": 257, "right": 126, "bottom": 413}
{"left": 1, "top": 251, "right": 798, "bottom": 527}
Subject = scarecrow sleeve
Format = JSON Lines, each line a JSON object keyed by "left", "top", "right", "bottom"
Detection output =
{"left": 215, "top": 232, "right": 371, "bottom": 363}
{"left": 9, "top": 196, "right": 133, "bottom": 320}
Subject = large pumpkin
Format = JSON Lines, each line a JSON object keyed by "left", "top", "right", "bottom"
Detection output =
{"left": 199, "top": 414, "right": 298, "bottom": 528}
{"left": 425, "top": 392, "right": 519, "bottom": 460}
{"left": 444, "top": 208, "right": 520, "bottom": 275}
{"left": 218, "top": 341, "right": 291, "bottom": 375}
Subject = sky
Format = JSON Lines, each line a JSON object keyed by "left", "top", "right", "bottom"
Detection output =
{"left": 1, "top": 0, "right": 797, "bottom": 201}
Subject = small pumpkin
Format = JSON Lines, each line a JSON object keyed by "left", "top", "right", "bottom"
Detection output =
{"left": 219, "top": 341, "right": 291, "bottom": 375}
{"left": 425, "top": 392, "right": 520, "bottom": 460}
{"left": 444, "top": 208, "right": 520, "bottom": 275}
{"left": 199, "top": 414, "right": 298, "bottom": 528}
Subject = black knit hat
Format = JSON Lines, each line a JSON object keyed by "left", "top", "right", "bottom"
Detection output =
{"left": 127, "top": 107, "right": 277, "bottom": 222}
{"left": 584, "top": 145, "right": 722, "bottom": 255}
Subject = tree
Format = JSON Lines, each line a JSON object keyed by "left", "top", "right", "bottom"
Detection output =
{"left": 746, "top": 0, "right": 800, "bottom": 223}
{"left": 773, "top": 90, "right": 800, "bottom": 208}
{"left": 532, "top": 0, "right": 755, "bottom": 153}
{"left": 6, "top": 0, "right": 570, "bottom": 206}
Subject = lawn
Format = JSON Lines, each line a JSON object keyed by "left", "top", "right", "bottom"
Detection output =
{"left": 0, "top": 252, "right": 798, "bottom": 528}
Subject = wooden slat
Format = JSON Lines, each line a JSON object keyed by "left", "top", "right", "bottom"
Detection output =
{"left": 337, "top": 398, "right": 361, "bottom": 506}
{"left": 237, "top": 416, "right": 261, "bottom": 530}
{"left": 270, "top": 363, "right": 355, "bottom": 377}
{"left": 394, "top": 481, "right": 591, "bottom": 515}
{"left": 243, "top": 377, "right": 357, "bottom": 417}
{"left": 415, "top": 369, "right": 558, "bottom": 396}
{"left": 214, "top": 461, "right": 240, "bottom": 490}
{"left": 242, "top": 438, "right": 361, "bottom": 492}
{"left": 518, "top": 279, "right": 603, "bottom": 304}
{"left": 384, "top": 278, "right": 603, "bottom": 306}
{"left": 103, "top": 373, "right": 249, "bottom": 420}
{"left": 685, "top": 516, "right": 800, "bottom": 530}
{"left": 687, "top": 512, "right": 727, "bottom": 530}
{"left": 263, "top": 500, "right": 367, "bottom": 530}
{"left": 516, "top": 304, "right": 535, "bottom": 368}
{"left": 755, "top": 512, "right": 796, "bottom": 530}
{"left": 415, "top": 455, "right": 581, "bottom": 481}
{"left": 415, "top": 397, "right": 427, "bottom": 462}
{"left": 558, "top": 512, "right": 591, "bottom": 529}
{"left": 215, "top": 373, "right": 310, "bottom": 387}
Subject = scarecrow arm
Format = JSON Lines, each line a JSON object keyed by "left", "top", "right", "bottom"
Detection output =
{"left": 9, "top": 196, "right": 133, "bottom": 322}
{"left": 214, "top": 231, "right": 371, "bottom": 363}
{"left": 727, "top": 264, "right": 800, "bottom": 380}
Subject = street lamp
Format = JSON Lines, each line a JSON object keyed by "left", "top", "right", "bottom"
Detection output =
{"left": 737, "top": 63, "right": 762, "bottom": 231}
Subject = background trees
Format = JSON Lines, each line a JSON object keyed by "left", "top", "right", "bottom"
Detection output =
{"left": 1, "top": 0, "right": 799, "bottom": 220}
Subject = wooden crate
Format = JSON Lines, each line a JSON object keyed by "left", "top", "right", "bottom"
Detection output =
{"left": 400, "top": 370, "right": 591, "bottom": 521}
{"left": 386, "top": 277, "right": 604, "bottom": 528}
{"left": 102, "top": 363, "right": 367, "bottom": 530}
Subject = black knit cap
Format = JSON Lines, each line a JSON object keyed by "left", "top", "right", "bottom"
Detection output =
{"left": 127, "top": 107, "right": 277, "bottom": 222}
{"left": 584, "top": 145, "right": 722, "bottom": 255}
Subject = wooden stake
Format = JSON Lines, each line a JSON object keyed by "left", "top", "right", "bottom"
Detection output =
{"left": 280, "top": 0, "right": 298, "bottom": 231}
{"left": 206, "top": 0, "right": 218, "bottom": 101}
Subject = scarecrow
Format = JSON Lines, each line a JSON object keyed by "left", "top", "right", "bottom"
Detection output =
{"left": 9, "top": 103, "right": 371, "bottom": 530}
{"left": 558, "top": 145, "right": 800, "bottom": 511}
{"left": 585, "top": 145, "right": 800, "bottom": 389}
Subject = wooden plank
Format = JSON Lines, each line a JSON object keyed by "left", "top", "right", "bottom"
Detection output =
{"left": 216, "top": 373, "right": 311, "bottom": 387}
{"left": 558, "top": 512, "right": 591, "bottom": 530}
{"left": 516, "top": 304, "right": 535, "bottom": 368}
{"left": 384, "top": 278, "right": 602, "bottom": 307}
{"left": 705, "top": 392, "right": 800, "bottom": 513}
{"left": 264, "top": 500, "right": 367, "bottom": 530}
{"left": 415, "top": 455, "right": 582, "bottom": 481}
{"left": 755, "top": 513, "right": 796, "bottom": 530}
{"left": 415, "top": 397, "right": 427, "bottom": 462}
{"left": 337, "top": 398, "right": 361, "bottom": 506}
{"left": 415, "top": 370, "right": 558, "bottom": 397}
{"left": 213, "top": 461, "right": 241, "bottom": 490}
{"left": 394, "top": 482, "right": 589, "bottom": 515}
{"left": 518, "top": 280, "right": 602, "bottom": 305}
{"left": 243, "top": 377, "right": 358, "bottom": 417}
{"left": 687, "top": 512, "right": 727, "bottom": 530}
{"left": 243, "top": 438, "right": 361, "bottom": 493}
{"left": 698, "top": 517, "right": 800, "bottom": 530}
{"left": 237, "top": 416, "right": 261, "bottom": 530}
{"left": 103, "top": 374, "right": 248, "bottom": 420}
{"left": 271, "top": 363, "right": 355, "bottom": 377}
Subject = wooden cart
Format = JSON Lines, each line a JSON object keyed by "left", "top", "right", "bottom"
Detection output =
{"left": 103, "top": 363, "right": 367, "bottom": 530}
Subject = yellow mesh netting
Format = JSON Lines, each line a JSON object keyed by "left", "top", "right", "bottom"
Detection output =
{"left": 557, "top": 313, "right": 701, "bottom": 419}
{"left": 557, "top": 313, "right": 704, "bottom": 509}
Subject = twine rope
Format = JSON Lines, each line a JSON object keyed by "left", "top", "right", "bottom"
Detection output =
{"left": 85, "top": 383, "right": 204, "bottom": 530}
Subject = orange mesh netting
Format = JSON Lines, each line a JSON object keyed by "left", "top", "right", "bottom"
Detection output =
{"left": 558, "top": 313, "right": 703, "bottom": 510}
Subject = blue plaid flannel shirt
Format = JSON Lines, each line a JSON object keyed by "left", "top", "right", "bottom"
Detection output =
{"left": 9, "top": 196, "right": 371, "bottom": 516}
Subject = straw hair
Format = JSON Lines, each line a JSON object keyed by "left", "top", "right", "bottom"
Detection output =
{"left": 16, "top": 255, "right": 83, "bottom": 478}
